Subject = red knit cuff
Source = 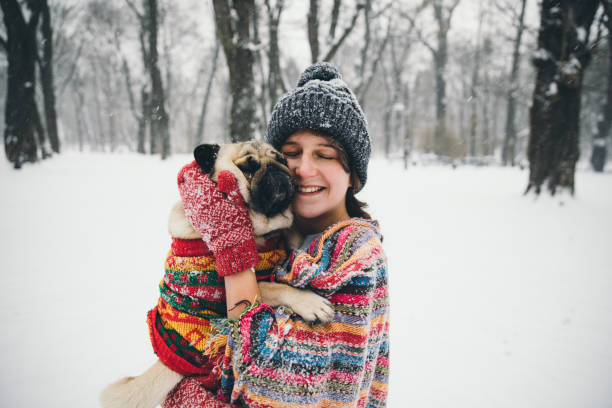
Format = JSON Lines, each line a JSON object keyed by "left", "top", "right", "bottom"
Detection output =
{"left": 215, "top": 238, "right": 259, "bottom": 277}
{"left": 171, "top": 238, "right": 213, "bottom": 257}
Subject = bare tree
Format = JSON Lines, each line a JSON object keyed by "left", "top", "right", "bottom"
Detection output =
{"left": 113, "top": 31, "right": 146, "bottom": 154}
{"left": 354, "top": 1, "right": 393, "bottom": 107}
{"left": 38, "top": 0, "right": 59, "bottom": 155}
{"left": 526, "top": 0, "right": 599, "bottom": 195}
{"left": 468, "top": 1, "right": 485, "bottom": 157}
{"left": 381, "top": 14, "right": 414, "bottom": 160}
{"left": 501, "top": 0, "right": 528, "bottom": 166}
{"left": 251, "top": 4, "right": 268, "bottom": 136}
{"left": 307, "top": 0, "right": 365, "bottom": 63}
{"left": 308, "top": 0, "right": 320, "bottom": 63}
{"left": 126, "top": 0, "right": 171, "bottom": 158}
{"left": 480, "top": 37, "right": 493, "bottom": 156}
{"left": 1, "top": 0, "right": 44, "bottom": 168}
{"left": 407, "top": 0, "right": 461, "bottom": 154}
{"left": 264, "top": 0, "right": 286, "bottom": 109}
{"left": 212, "top": 0, "right": 257, "bottom": 142}
{"left": 590, "top": 0, "right": 612, "bottom": 172}
{"left": 145, "top": 0, "right": 170, "bottom": 158}
{"left": 194, "top": 40, "right": 219, "bottom": 145}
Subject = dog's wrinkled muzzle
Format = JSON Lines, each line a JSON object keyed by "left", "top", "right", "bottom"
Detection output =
{"left": 251, "top": 165, "right": 295, "bottom": 217}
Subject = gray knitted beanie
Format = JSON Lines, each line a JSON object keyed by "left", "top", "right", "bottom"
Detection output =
{"left": 266, "top": 62, "right": 371, "bottom": 190}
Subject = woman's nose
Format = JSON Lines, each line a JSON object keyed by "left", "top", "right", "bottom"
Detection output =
{"left": 294, "top": 155, "right": 316, "bottom": 178}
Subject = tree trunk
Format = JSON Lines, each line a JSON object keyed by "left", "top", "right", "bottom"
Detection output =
{"left": 38, "top": 0, "right": 59, "bottom": 155}
{"left": 115, "top": 33, "right": 146, "bottom": 154}
{"left": 482, "top": 69, "right": 491, "bottom": 156}
{"left": 213, "top": 0, "right": 257, "bottom": 142}
{"left": 145, "top": 0, "right": 170, "bottom": 158}
{"left": 403, "top": 82, "right": 412, "bottom": 169}
{"left": 136, "top": 85, "right": 151, "bottom": 154}
{"left": 383, "top": 107, "right": 392, "bottom": 158}
{"left": 266, "top": 0, "right": 286, "bottom": 110}
{"left": 74, "top": 93, "right": 84, "bottom": 152}
{"left": 308, "top": 0, "right": 319, "bottom": 63}
{"left": 526, "top": 0, "right": 599, "bottom": 195}
{"left": 91, "top": 61, "right": 105, "bottom": 151}
{"left": 502, "top": 0, "right": 527, "bottom": 166}
{"left": 481, "top": 37, "right": 493, "bottom": 156}
{"left": 433, "top": 49, "right": 447, "bottom": 153}
{"left": 195, "top": 41, "right": 219, "bottom": 146}
{"left": 328, "top": 0, "right": 341, "bottom": 44}
{"left": 468, "top": 3, "right": 484, "bottom": 158}
{"left": 590, "top": 1, "right": 612, "bottom": 172}
{"left": 1, "top": 0, "right": 42, "bottom": 168}
{"left": 252, "top": 5, "right": 268, "bottom": 137}
{"left": 381, "top": 62, "right": 392, "bottom": 159}
{"left": 431, "top": 1, "right": 453, "bottom": 154}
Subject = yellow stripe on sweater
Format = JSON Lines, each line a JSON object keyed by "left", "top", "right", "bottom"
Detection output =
{"left": 157, "top": 298, "right": 219, "bottom": 350}
{"left": 165, "top": 249, "right": 286, "bottom": 272}
{"left": 291, "top": 313, "right": 389, "bottom": 336}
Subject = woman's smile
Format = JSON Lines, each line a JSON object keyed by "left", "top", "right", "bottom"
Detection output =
{"left": 297, "top": 184, "right": 325, "bottom": 194}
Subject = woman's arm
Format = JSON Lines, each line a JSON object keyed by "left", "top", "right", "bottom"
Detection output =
{"left": 224, "top": 268, "right": 260, "bottom": 319}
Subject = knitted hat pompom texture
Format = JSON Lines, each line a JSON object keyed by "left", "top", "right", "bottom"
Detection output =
{"left": 266, "top": 62, "right": 371, "bottom": 190}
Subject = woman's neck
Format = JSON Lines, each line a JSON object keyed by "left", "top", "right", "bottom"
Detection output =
{"left": 294, "top": 207, "right": 351, "bottom": 236}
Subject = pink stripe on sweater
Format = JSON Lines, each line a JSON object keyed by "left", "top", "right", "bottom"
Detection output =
{"left": 331, "top": 286, "right": 388, "bottom": 305}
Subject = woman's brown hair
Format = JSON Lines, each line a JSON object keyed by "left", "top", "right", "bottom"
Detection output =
{"left": 346, "top": 180, "right": 371, "bottom": 219}
{"left": 330, "top": 138, "right": 371, "bottom": 220}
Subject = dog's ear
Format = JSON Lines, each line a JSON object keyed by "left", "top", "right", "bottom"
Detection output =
{"left": 194, "top": 144, "right": 220, "bottom": 174}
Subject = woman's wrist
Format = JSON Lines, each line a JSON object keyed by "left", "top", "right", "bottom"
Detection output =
{"left": 224, "top": 267, "right": 261, "bottom": 319}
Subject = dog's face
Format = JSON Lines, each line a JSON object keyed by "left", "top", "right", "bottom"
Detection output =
{"left": 193, "top": 141, "right": 295, "bottom": 237}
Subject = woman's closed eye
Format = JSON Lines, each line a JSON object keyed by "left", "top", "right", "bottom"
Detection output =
{"left": 317, "top": 149, "right": 338, "bottom": 160}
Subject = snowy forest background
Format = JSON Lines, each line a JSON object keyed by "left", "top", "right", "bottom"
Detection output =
{"left": 1, "top": 0, "right": 611, "bottom": 192}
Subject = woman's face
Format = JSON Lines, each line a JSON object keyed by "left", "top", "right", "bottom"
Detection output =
{"left": 280, "top": 130, "right": 351, "bottom": 231}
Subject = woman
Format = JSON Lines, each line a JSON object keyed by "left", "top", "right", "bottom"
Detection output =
{"left": 168, "top": 62, "right": 389, "bottom": 407}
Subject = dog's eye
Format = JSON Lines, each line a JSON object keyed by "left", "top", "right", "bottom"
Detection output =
{"left": 273, "top": 152, "right": 288, "bottom": 166}
{"left": 237, "top": 156, "right": 261, "bottom": 174}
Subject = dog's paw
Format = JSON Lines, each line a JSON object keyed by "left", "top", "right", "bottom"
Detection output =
{"left": 290, "top": 290, "right": 334, "bottom": 324}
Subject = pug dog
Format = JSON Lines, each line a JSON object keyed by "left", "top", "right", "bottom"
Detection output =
{"left": 100, "top": 141, "right": 334, "bottom": 408}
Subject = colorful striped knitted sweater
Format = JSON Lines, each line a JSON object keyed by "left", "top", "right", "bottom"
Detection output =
{"left": 147, "top": 235, "right": 287, "bottom": 388}
{"left": 219, "top": 218, "right": 389, "bottom": 407}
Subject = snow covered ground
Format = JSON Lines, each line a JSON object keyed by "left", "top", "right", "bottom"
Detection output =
{"left": 1, "top": 152, "right": 611, "bottom": 408}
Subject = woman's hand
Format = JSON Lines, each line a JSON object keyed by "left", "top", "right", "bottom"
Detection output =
{"left": 177, "top": 161, "right": 258, "bottom": 277}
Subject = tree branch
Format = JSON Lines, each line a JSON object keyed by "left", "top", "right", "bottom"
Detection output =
{"left": 357, "top": 14, "right": 392, "bottom": 102}
{"left": 401, "top": 10, "right": 436, "bottom": 55}
{"left": 124, "top": 0, "right": 144, "bottom": 21}
{"left": 328, "top": 0, "right": 341, "bottom": 44}
{"left": 371, "top": 2, "right": 392, "bottom": 20}
{"left": 59, "top": 39, "right": 83, "bottom": 96}
{"left": 447, "top": 0, "right": 461, "bottom": 19}
{"left": 323, "top": 3, "right": 363, "bottom": 61}
{"left": 0, "top": 35, "right": 7, "bottom": 52}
